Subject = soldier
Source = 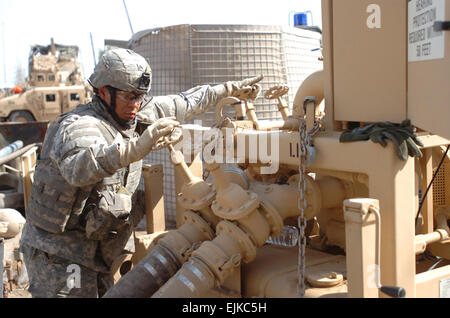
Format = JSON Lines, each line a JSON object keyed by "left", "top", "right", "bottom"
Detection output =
{"left": 19, "top": 48, "right": 262, "bottom": 298}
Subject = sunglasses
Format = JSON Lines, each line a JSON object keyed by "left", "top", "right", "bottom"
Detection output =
{"left": 116, "top": 92, "right": 146, "bottom": 103}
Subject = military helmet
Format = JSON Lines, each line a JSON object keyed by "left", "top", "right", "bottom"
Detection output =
{"left": 88, "top": 48, "right": 151, "bottom": 94}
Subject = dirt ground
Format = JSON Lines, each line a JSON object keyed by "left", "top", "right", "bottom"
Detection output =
{"left": 4, "top": 287, "right": 31, "bottom": 298}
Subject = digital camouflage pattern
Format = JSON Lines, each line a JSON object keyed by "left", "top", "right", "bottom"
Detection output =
{"left": 20, "top": 83, "right": 229, "bottom": 297}
{"left": 88, "top": 49, "right": 152, "bottom": 94}
{"left": 21, "top": 244, "right": 113, "bottom": 298}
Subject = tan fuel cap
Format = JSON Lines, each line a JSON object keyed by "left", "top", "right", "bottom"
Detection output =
{"left": 306, "top": 271, "right": 344, "bottom": 288}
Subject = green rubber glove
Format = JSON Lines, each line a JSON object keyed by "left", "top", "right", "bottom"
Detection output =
{"left": 340, "top": 120, "right": 423, "bottom": 161}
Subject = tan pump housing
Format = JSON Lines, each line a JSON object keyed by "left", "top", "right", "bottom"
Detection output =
{"left": 107, "top": 0, "right": 450, "bottom": 299}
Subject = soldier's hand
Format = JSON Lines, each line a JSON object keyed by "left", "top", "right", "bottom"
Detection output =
{"left": 147, "top": 117, "right": 180, "bottom": 143}
{"left": 152, "top": 125, "right": 183, "bottom": 151}
{"left": 119, "top": 117, "right": 181, "bottom": 167}
{"left": 225, "top": 75, "right": 264, "bottom": 97}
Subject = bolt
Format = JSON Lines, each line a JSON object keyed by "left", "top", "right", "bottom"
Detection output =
{"left": 329, "top": 272, "right": 338, "bottom": 279}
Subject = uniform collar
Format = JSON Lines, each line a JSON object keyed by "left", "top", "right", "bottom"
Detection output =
{"left": 91, "top": 95, "right": 137, "bottom": 138}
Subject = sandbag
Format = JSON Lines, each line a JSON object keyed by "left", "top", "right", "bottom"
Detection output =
{"left": 0, "top": 208, "right": 25, "bottom": 238}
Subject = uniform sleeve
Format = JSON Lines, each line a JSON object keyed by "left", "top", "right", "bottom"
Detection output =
{"left": 49, "top": 115, "right": 123, "bottom": 188}
{"left": 137, "top": 84, "right": 228, "bottom": 124}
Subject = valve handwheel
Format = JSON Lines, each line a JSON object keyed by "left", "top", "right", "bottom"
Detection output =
{"left": 264, "top": 85, "right": 289, "bottom": 100}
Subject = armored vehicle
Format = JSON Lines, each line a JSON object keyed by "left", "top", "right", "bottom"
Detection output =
{"left": 0, "top": 38, "right": 91, "bottom": 122}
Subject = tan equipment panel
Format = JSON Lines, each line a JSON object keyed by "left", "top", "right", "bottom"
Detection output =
{"left": 332, "top": 0, "right": 407, "bottom": 123}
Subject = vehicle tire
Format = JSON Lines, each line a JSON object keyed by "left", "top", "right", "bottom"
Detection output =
{"left": 7, "top": 111, "right": 35, "bottom": 123}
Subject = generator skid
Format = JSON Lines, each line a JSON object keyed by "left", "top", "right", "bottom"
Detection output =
{"left": 105, "top": 0, "right": 450, "bottom": 298}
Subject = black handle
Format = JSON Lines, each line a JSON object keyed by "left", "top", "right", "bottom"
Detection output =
{"left": 434, "top": 21, "right": 450, "bottom": 31}
{"left": 380, "top": 286, "right": 406, "bottom": 298}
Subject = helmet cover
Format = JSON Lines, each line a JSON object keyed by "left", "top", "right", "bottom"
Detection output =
{"left": 88, "top": 48, "right": 151, "bottom": 94}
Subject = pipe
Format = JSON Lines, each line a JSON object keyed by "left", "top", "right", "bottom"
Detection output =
{"left": 415, "top": 206, "right": 450, "bottom": 254}
{"left": 0, "top": 140, "right": 23, "bottom": 158}
{"left": 152, "top": 163, "right": 270, "bottom": 298}
{"left": 279, "top": 70, "right": 324, "bottom": 131}
{"left": 435, "top": 206, "right": 450, "bottom": 235}
{"left": 152, "top": 168, "right": 348, "bottom": 298}
{"left": 170, "top": 146, "right": 221, "bottom": 227}
{"left": 292, "top": 70, "right": 324, "bottom": 118}
{"left": 313, "top": 169, "right": 369, "bottom": 186}
{"left": 0, "top": 143, "right": 41, "bottom": 166}
{"left": 152, "top": 219, "right": 258, "bottom": 298}
{"left": 215, "top": 97, "right": 241, "bottom": 125}
{"left": 415, "top": 230, "right": 449, "bottom": 255}
{"left": 103, "top": 211, "right": 215, "bottom": 298}
{"left": 103, "top": 147, "right": 219, "bottom": 298}
{"left": 152, "top": 257, "right": 216, "bottom": 298}
{"left": 103, "top": 244, "right": 180, "bottom": 298}
{"left": 254, "top": 120, "right": 286, "bottom": 131}
{"left": 249, "top": 176, "right": 347, "bottom": 221}
{"left": 216, "top": 97, "right": 285, "bottom": 131}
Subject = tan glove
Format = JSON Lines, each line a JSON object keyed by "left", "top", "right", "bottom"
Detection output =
{"left": 119, "top": 117, "right": 181, "bottom": 167}
{"left": 152, "top": 126, "right": 183, "bottom": 151}
{"left": 225, "top": 75, "right": 264, "bottom": 97}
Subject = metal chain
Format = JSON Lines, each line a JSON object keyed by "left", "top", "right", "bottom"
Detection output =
{"left": 297, "top": 116, "right": 323, "bottom": 297}
{"left": 297, "top": 119, "right": 308, "bottom": 297}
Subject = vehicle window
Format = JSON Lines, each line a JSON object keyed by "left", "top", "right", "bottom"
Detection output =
{"left": 37, "top": 75, "right": 45, "bottom": 82}
{"left": 70, "top": 93, "right": 80, "bottom": 101}
{"left": 48, "top": 75, "right": 55, "bottom": 82}
{"left": 46, "top": 94, "right": 56, "bottom": 102}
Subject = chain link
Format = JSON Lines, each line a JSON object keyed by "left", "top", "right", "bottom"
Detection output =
{"left": 297, "top": 119, "right": 308, "bottom": 297}
{"left": 297, "top": 115, "right": 323, "bottom": 297}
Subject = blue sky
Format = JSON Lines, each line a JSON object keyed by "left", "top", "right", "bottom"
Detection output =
{"left": 0, "top": 0, "right": 322, "bottom": 87}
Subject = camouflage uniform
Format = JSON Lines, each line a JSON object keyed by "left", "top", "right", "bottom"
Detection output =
{"left": 20, "top": 86, "right": 229, "bottom": 298}
{"left": 19, "top": 48, "right": 262, "bottom": 298}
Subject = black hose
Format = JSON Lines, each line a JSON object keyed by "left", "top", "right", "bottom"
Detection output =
{"left": 151, "top": 258, "right": 216, "bottom": 298}
{"left": 102, "top": 244, "right": 180, "bottom": 298}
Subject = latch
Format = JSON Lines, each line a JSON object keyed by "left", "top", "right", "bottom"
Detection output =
{"left": 434, "top": 21, "right": 450, "bottom": 31}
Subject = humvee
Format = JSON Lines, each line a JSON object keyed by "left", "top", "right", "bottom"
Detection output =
{"left": 0, "top": 38, "right": 91, "bottom": 122}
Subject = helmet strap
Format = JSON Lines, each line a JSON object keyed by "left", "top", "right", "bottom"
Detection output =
{"left": 106, "top": 86, "right": 134, "bottom": 129}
